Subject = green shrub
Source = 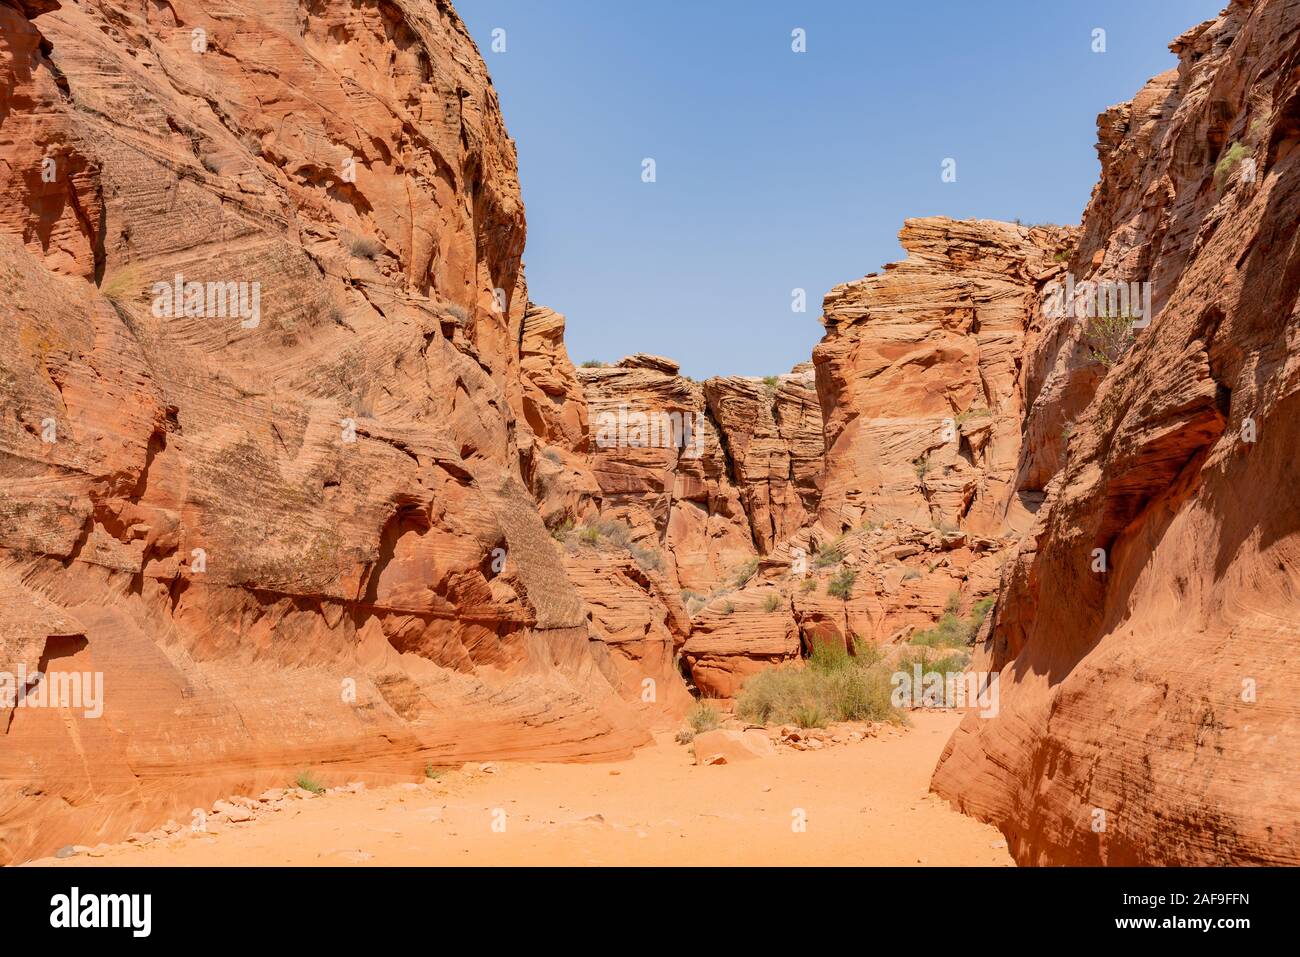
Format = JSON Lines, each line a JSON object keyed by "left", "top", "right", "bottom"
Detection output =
{"left": 720, "top": 601, "right": 736, "bottom": 616}
{"left": 896, "top": 646, "right": 970, "bottom": 676}
{"left": 827, "top": 567, "right": 856, "bottom": 600}
{"left": 686, "top": 700, "right": 722, "bottom": 734}
{"left": 580, "top": 359, "right": 607, "bottom": 368}
{"left": 1088, "top": 312, "right": 1136, "bottom": 367}
{"left": 913, "top": 455, "right": 930, "bottom": 481}
{"left": 813, "top": 538, "right": 845, "bottom": 568}
{"left": 791, "top": 703, "right": 824, "bottom": 728}
{"left": 762, "top": 592, "right": 782, "bottom": 613}
{"left": 800, "top": 577, "right": 818, "bottom": 593}
{"left": 1214, "top": 141, "right": 1250, "bottom": 192}
{"left": 955, "top": 407, "right": 992, "bottom": 426}
{"left": 736, "top": 639, "right": 899, "bottom": 727}
{"left": 909, "top": 596, "right": 995, "bottom": 649}
{"left": 762, "top": 375, "right": 780, "bottom": 391}
{"left": 295, "top": 771, "right": 325, "bottom": 794}
{"left": 732, "top": 558, "right": 760, "bottom": 586}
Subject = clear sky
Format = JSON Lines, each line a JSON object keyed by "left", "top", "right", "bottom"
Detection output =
{"left": 457, "top": 1, "right": 1225, "bottom": 379}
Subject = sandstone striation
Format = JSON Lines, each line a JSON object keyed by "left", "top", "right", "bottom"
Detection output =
{"left": 5, "top": 0, "right": 1294, "bottom": 870}
{"left": 814, "top": 217, "right": 1075, "bottom": 540}
{"left": 0, "top": 0, "right": 652, "bottom": 865}
{"left": 932, "top": 0, "right": 1300, "bottom": 865}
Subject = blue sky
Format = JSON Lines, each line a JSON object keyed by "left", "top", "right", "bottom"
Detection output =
{"left": 457, "top": 1, "right": 1224, "bottom": 378}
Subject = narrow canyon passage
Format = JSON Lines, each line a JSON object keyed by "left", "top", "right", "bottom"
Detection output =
{"left": 34, "top": 712, "right": 1010, "bottom": 867}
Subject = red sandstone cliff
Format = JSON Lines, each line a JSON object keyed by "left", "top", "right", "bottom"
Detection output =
{"left": 4, "top": 0, "right": 1295, "bottom": 869}
{"left": 0, "top": 0, "right": 652, "bottom": 864}
{"left": 932, "top": 0, "right": 1300, "bottom": 865}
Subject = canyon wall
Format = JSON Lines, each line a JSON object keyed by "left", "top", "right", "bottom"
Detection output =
{"left": 679, "top": 218, "right": 1076, "bottom": 695}
{"left": 933, "top": 0, "right": 1300, "bottom": 865}
{"left": 5, "top": 0, "right": 1293, "bottom": 869}
{"left": 0, "top": 0, "right": 658, "bottom": 865}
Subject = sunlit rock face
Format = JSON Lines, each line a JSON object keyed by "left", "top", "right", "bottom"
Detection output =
{"left": 0, "top": 0, "right": 652, "bottom": 865}
{"left": 933, "top": 0, "right": 1300, "bottom": 866}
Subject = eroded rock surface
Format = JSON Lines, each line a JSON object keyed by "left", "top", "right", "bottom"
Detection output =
{"left": 932, "top": 0, "right": 1300, "bottom": 866}
{"left": 0, "top": 0, "right": 651, "bottom": 865}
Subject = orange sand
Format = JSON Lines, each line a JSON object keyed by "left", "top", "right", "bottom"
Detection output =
{"left": 36, "top": 710, "right": 1011, "bottom": 867}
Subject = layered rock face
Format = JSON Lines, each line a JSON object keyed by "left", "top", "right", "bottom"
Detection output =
{"left": 676, "top": 218, "right": 1077, "bottom": 696}
{"left": 577, "top": 355, "right": 758, "bottom": 592}
{"left": 568, "top": 357, "right": 831, "bottom": 696}
{"left": 933, "top": 0, "right": 1300, "bottom": 865}
{"left": 0, "top": 0, "right": 652, "bottom": 865}
{"left": 814, "top": 217, "right": 1075, "bottom": 539}
{"left": 703, "top": 364, "right": 823, "bottom": 553}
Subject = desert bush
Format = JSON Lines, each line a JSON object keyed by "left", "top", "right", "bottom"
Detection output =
{"left": 827, "top": 567, "right": 856, "bottom": 600}
{"left": 731, "top": 558, "right": 760, "bottom": 586}
{"left": 909, "top": 596, "right": 994, "bottom": 649}
{"left": 686, "top": 700, "right": 722, "bottom": 734}
{"left": 736, "top": 640, "right": 899, "bottom": 726}
{"left": 580, "top": 359, "right": 607, "bottom": 368}
{"left": 100, "top": 266, "right": 141, "bottom": 305}
{"left": 349, "top": 234, "right": 386, "bottom": 260}
{"left": 1087, "top": 312, "right": 1136, "bottom": 367}
{"left": 896, "top": 646, "right": 970, "bottom": 676}
{"left": 813, "top": 538, "right": 844, "bottom": 568}
{"left": 800, "top": 577, "right": 818, "bottom": 593}
{"left": 791, "top": 703, "right": 825, "bottom": 728}
{"left": 1214, "top": 140, "right": 1250, "bottom": 192}
{"left": 955, "top": 407, "right": 992, "bottom": 426}
{"left": 295, "top": 771, "right": 325, "bottom": 794}
{"left": 762, "top": 592, "right": 782, "bottom": 613}
{"left": 630, "top": 542, "right": 663, "bottom": 572}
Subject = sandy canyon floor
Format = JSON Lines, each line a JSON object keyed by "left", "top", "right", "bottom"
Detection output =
{"left": 31, "top": 711, "right": 1011, "bottom": 867}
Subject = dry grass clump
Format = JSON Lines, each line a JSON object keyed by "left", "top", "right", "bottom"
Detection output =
{"left": 736, "top": 640, "right": 900, "bottom": 728}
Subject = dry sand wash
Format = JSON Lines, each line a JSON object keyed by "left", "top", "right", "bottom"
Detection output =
{"left": 33, "top": 712, "right": 1010, "bottom": 867}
